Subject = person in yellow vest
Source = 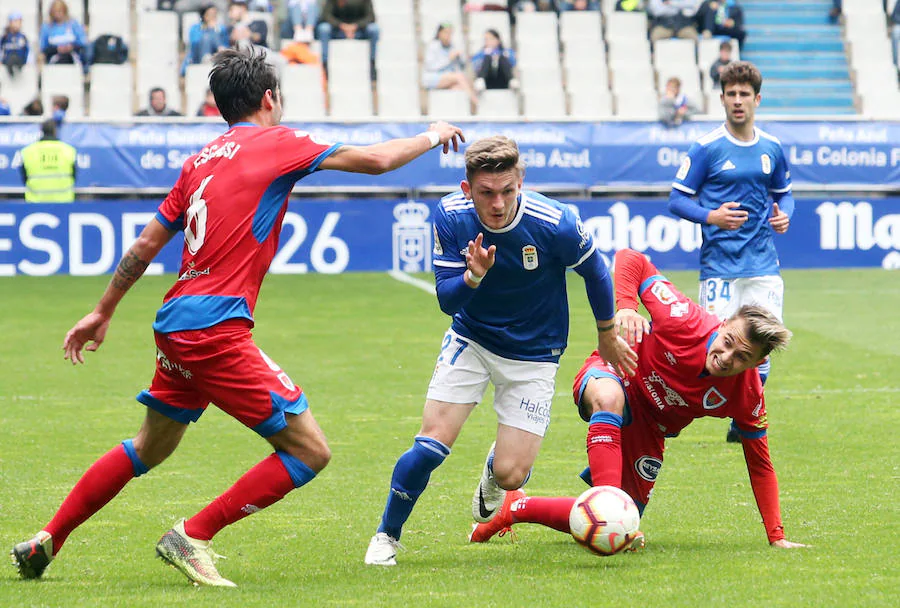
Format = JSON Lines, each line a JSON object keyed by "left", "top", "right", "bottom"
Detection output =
{"left": 20, "top": 119, "right": 77, "bottom": 203}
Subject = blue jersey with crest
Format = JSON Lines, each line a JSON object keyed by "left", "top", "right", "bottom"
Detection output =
{"left": 432, "top": 189, "right": 596, "bottom": 363}
{"left": 672, "top": 125, "right": 792, "bottom": 280}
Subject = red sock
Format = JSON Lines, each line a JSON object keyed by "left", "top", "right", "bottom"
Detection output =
{"left": 587, "top": 423, "right": 622, "bottom": 487}
{"left": 510, "top": 496, "right": 577, "bottom": 533}
{"left": 44, "top": 444, "right": 136, "bottom": 555}
{"left": 184, "top": 454, "right": 295, "bottom": 541}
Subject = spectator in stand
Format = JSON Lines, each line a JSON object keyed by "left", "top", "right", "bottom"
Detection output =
{"left": 513, "top": 1, "right": 559, "bottom": 11}
{"left": 829, "top": 0, "right": 841, "bottom": 24}
{"left": 281, "top": 1, "right": 318, "bottom": 43}
{"left": 181, "top": 4, "right": 228, "bottom": 76}
{"left": 231, "top": 24, "right": 285, "bottom": 72}
{"left": 226, "top": 0, "right": 267, "bottom": 48}
{"left": 196, "top": 88, "right": 221, "bottom": 117}
{"left": 40, "top": 1, "right": 88, "bottom": 66}
{"left": 424, "top": 23, "right": 478, "bottom": 107}
{"left": 22, "top": 97, "right": 43, "bottom": 116}
{"left": 472, "top": 29, "right": 517, "bottom": 92}
{"left": 136, "top": 87, "right": 183, "bottom": 117}
{"left": 709, "top": 40, "right": 733, "bottom": 88}
{"left": 316, "top": 0, "right": 379, "bottom": 78}
{"left": 658, "top": 76, "right": 700, "bottom": 127}
{"left": 50, "top": 95, "right": 68, "bottom": 127}
{"left": 559, "top": 1, "right": 600, "bottom": 10}
{"left": 701, "top": 0, "right": 745, "bottom": 50}
{"left": 891, "top": 1, "right": 900, "bottom": 65}
{"left": 20, "top": 118, "right": 77, "bottom": 203}
{"left": 648, "top": 0, "right": 699, "bottom": 43}
{"left": 1, "top": 11, "right": 30, "bottom": 77}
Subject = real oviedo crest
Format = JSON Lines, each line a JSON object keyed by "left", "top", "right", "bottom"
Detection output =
{"left": 522, "top": 245, "right": 539, "bottom": 270}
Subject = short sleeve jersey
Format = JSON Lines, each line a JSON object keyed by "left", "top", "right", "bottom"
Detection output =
{"left": 672, "top": 125, "right": 792, "bottom": 280}
{"left": 153, "top": 123, "right": 340, "bottom": 333}
{"left": 432, "top": 189, "right": 596, "bottom": 362}
{"left": 624, "top": 272, "right": 768, "bottom": 436}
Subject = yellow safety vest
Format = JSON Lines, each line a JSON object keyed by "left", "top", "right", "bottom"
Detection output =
{"left": 21, "top": 139, "right": 77, "bottom": 203}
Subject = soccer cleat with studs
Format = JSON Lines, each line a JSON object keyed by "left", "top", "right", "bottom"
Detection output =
{"left": 10, "top": 531, "right": 54, "bottom": 579}
{"left": 472, "top": 442, "right": 506, "bottom": 523}
{"left": 469, "top": 489, "right": 526, "bottom": 543}
{"left": 155, "top": 519, "right": 236, "bottom": 587}
{"left": 364, "top": 532, "right": 402, "bottom": 566}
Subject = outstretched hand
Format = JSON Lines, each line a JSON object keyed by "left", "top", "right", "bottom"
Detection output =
{"left": 63, "top": 311, "right": 111, "bottom": 365}
{"left": 769, "top": 202, "right": 790, "bottom": 234}
{"left": 427, "top": 121, "right": 466, "bottom": 154}
{"left": 597, "top": 333, "right": 639, "bottom": 377}
{"left": 465, "top": 232, "right": 496, "bottom": 278}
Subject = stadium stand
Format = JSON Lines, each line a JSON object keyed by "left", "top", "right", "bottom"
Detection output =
{"left": 2, "top": 0, "right": 899, "bottom": 120}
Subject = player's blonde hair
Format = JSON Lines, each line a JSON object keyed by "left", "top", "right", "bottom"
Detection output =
{"left": 464, "top": 136, "right": 524, "bottom": 182}
{"left": 732, "top": 305, "right": 792, "bottom": 357}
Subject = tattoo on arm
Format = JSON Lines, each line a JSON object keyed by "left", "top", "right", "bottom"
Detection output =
{"left": 111, "top": 251, "right": 150, "bottom": 291}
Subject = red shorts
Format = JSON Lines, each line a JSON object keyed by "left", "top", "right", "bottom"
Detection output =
{"left": 136, "top": 320, "right": 307, "bottom": 437}
{"left": 573, "top": 352, "right": 665, "bottom": 509}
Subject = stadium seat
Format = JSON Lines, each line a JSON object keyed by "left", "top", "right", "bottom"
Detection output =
{"left": 653, "top": 38, "right": 696, "bottom": 71}
{"left": 0, "top": 64, "right": 38, "bottom": 115}
{"left": 184, "top": 64, "right": 211, "bottom": 118}
{"left": 854, "top": 61, "right": 900, "bottom": 97}
{"left": 427, "top": 89, "right": 471, "bottom": 117}
{"left": 373, "top": 0, "right": 414, "bottom": 15}
{"left": 89, "top": 64, "right": 134, "bottom": 119}
{"left": 563, "top": 39, "right": 607, "bottom": 68}
{"left": 559, "top": 10, "right": 602, "bottom": 42}
{"left": 329, "top": 90, "right": 375, "bottom": 119}
{"left": 467, "top": 11, "right": 512, "bottom": 55}
{"left": 523, "top": 89, "right": 566, "bottom": 119}
{"left": 377, "top": 89, "right": 421, "bottom": 118}
{"left": 181, "top": 10, "right": 200, "bottom": 45}
{"left": 88, "top": 0, "right": 132, "bottom": 43}
{"left": 607, "top": 38, "right": 652, "bottom": 66}
{"left": 613, "top": 90, "right": 658, "bottom": 120}
{"left": 476, "top": 90, "right": 519, "bottom": 118}
{"left": 605, "top": 12, "right": 648, "bottom": 42}
{"left": 138, "top": 10, "right": 178, "bottom": 45}
{"left": 566, "top": 63, "right": 610, "bottom": 93}
{"left": 41, "top": 65, "right": 85, "bottom": 118}
{"left": 656, "top": 65, "right": 702, "bottom": 101}
{"left": 375, "top": 61, "right": 418, "bottom": 106}
{"left": 281, "top": 64, "right": 326, "bottom": 120}
{"left": 329, "top": 40, "right": 371, "bottom": 82}
{"left": 13, "top": 2, "right": 40, "bottom": 54}
{"left": 860, "top": 90, "right": 900, "bottom": 119}
{"left": 375, "top": 10, "right": 415, "bottom": 43}
{"left": 378, "top": 36, "right": 415, "bottom": 64}
{"left": 569, "top": 88, "right": 614, "bottom": 118}
{"left": 516, "top": 11, "right": 559, "bottom": 39}
{"left": 609, "top": 63, "right": 655, "bottom": 96}
{"left": 705, "top": 91, "right": 726, "bottom": 119}
{"left": 841, "top": 0, "right": 886, "bottom": 15}
{"left": 519, "top": 64, "right": 563, "bottom": 94}
{"left": 517, "top": 38, "right": 562, "bottom": 69}
{"left": 844, "top": 13, "right": 889, "bottom": 42}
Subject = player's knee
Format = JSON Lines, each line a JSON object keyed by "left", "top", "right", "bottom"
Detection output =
{"left": 284, "top": 439, "right": 331, "bottom": 473}
{"left": 581, "top": 383, "right": 625, "bottom": 419}
{"left": 131, "top": 435, "right": 177, "bottom": 469}
{"left": 491, "top": 460, "right": 531, "bottom": 490}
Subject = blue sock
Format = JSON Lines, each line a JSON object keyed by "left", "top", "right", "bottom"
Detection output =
{"left": 578, "top": 466, "right": 592, "bottom": 487}
{"left": 377, "top": 436, "right": 450, "bottom": 540}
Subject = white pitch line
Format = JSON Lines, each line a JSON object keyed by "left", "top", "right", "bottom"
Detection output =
{"left": 387, "top": 270, "right": 436, "bottom": 295}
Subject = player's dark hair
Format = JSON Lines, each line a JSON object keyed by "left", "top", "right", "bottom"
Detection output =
{"left": 464, "top": 135, "right": 524, "bottom": 182}
{"left": 720, "top": 61, "right": 762, "bottom": 95}
{"left": 732, "top": 305, "right": 792, "bottom": 357}
{"left": 209, "top": 47, "right": 279, "bottom": 125}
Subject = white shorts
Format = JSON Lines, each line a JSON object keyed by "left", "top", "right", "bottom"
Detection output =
{"left": 426, "top": 328, "right": 559, "bottom": 437}
{"left": 699, "top": 275, "right": 784, "bottom": 322}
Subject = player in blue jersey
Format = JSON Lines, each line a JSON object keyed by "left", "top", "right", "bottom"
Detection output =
{"left": 364, "top": 135, "right": 639, "bottom": 566}
{"left": 667, "top": 61, "right": 795, "bottom": 443}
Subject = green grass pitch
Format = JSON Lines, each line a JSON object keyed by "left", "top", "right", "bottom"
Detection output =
{"left": 0, "top": 269, "right": 897, "bottom": 607}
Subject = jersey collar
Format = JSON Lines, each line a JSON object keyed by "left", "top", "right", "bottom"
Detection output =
{"left": 479, "top": 193, "right": 525, "bottom": 234}
{"left": 699, "top": 330, "right": 718, "bottom": 378}
{"left": 229, "top": 121, "right": 259, "bottom": 128}
{"left": 722, "top": 124, "right": 759, "bottom": 147}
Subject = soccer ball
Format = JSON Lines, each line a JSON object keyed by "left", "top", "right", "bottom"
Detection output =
{"left": 569, "top": 486, "right": 641, "bottom": 556}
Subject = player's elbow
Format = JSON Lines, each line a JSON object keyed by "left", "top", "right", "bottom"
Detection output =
{"left": 437, "top": 297, "right": 458, "bottom": 316}
{"left": 358, "top": 150, "right": 394, "bottom": 175}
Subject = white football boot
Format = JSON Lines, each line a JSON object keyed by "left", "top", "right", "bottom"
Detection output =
{"left": 472, "top": 442, "right": 507, "bottom": 523}
{"left": 364, "top": 532, "right": 401, "bottom": 566}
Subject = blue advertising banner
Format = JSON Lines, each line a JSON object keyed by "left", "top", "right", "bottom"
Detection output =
{"left": 1, "top": 121, "right": 899, "bottom": 190}
{"left": 1, "top": 197, "right": 898, "bottom": 276}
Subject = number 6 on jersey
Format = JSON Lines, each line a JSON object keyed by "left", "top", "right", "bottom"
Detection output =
{"left": 185, "top": 175, "right": 213, "bottom": 254}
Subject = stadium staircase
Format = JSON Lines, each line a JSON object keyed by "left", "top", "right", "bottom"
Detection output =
{"left": 740, "top": 0, "right": 855, "bottom": 115}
